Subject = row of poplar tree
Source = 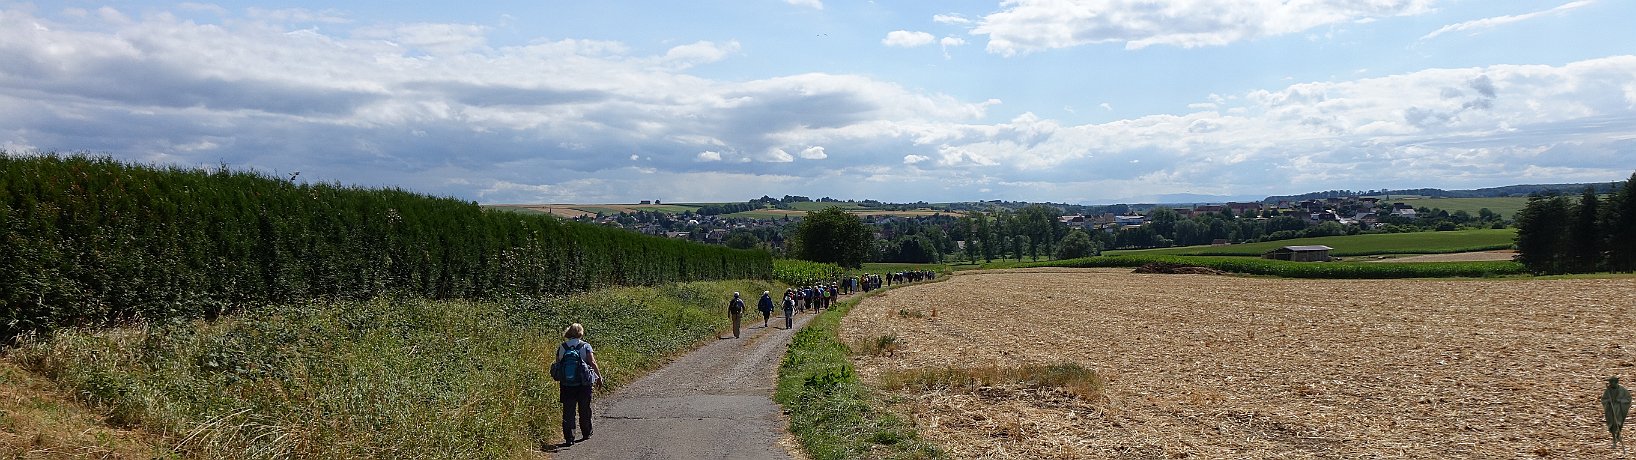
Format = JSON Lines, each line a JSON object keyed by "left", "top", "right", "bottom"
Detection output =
{"left": 0, "top": 153, "right": 771, "bottom": 340}
{"left": 1514, "top": 171, "right": 1636, "bottom": 274}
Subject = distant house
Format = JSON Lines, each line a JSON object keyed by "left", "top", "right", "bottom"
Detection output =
{"left": 1392, "top": 208, "right": 1418, "bottom": 218}
{"left": 639, "top": 200, "right": 651, "bottom": 205}
{"left": 1263, "top": 245, "right": 1333, "bottom": 262}
{"left": 1114, "top": 215, "right": 1146, "bottom": 226}
{"left": 1211, "top": 239, "right": 1230, "bottom": 246}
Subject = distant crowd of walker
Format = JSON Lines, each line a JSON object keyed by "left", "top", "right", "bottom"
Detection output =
{"left": 726, "top": 271, "right": 936, "bottom": 337}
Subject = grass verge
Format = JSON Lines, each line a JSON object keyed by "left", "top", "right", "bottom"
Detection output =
{"left": 4, "top": 279, "right": 773, "bottom": 459}
{"left": 776, "top": 281, "right": 943, "bottom": 460}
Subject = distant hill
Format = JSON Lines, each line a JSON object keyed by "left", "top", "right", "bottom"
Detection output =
{"left": 1264, "top": 182, "right": 1622, "bottom": 203}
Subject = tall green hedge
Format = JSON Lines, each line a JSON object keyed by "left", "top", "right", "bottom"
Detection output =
{"left": 1, "top": 153, "right": 771, "bottom": 340}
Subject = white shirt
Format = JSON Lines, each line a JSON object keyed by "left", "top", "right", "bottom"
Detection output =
{"left": 558, "top": 338, "right": 600, "bottom": 382}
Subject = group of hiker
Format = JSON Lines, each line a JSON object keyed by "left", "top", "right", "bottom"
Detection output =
{"left": 550, "top": 270, "right": 940, "bottom": 449}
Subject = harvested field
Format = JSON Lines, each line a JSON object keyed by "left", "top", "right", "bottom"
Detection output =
{"left": 841, "top": 268, "right": 1636, "bottom": 458}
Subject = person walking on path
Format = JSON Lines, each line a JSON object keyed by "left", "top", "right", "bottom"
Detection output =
{"left": 757, "top": 291, "right": 774, "bottom": 327}
{"left": 555, "top": 323, "right": 604, "bottom": 447}
{"left": 728, "top": 292, "right": 745, "bottom": 338}
{"left": 782, "top": 290, "right": 795, "bottom": 329}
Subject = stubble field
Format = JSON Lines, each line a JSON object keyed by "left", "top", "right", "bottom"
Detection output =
{"left": 840, "top": 268, "right": 1636, "bottom": 458}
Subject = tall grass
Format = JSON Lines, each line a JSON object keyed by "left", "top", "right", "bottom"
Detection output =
{"left": 8, "top": 280, "right": 772, "bottom": 459}
{"left": 0, "top": 153, "right": 771, "bottom": 341}
{"left": 1027, "top": 254, "right": 1527, "bottom": 278}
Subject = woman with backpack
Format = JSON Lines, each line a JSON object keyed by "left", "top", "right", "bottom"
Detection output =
{"left": 554, "top": 323, "right": 604, "bottom": 447}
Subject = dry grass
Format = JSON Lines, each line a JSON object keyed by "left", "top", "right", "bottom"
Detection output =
{"left": 0, "top": 361, "right": 167, "bottom": 459}
{"left": 1366, "top": 250, "right": 1518, "bottom": 263}
{"left": 840, "top": 268, "right": 1636, "bottom": 459}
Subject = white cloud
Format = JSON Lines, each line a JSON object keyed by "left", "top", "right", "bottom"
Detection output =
{"left": 799, "top": 146, "right": 828, "bottom": 159}
{"left": 661, "top": 40, "right": 741, "bottom": 69}
{"left": 1421, "top": 1, "right": 1595, "bottom": 40}
{"left": 1100, "top": 102, "right": 1113, "bottom": 111}
{"left": 786, "top": 0, "right": 823, "bottom": 10}
{"left": 630, "top": 154, "right": 640, "bottom": 161}
{"left": 972, "top": 0, "right": 1438, "bottom": 56}
{"left": 933, "top": 14, "right": 972, "bottom": 25}
{"left": 903, "top": 154, "right": 930, "bottom": 164}
{"left": 696, "top": 151, "right": 722, "bottom": 161}
{"left": 940, "top": 36, "right": 967, "bottom": 47}
{"left": 882, "top": 30, "right": 936, "bottom": 48}
{"left": 765, "top": 148, "right": 795, "bottom": 162}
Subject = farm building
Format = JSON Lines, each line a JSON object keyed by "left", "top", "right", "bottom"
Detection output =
{"left": 1263, "top": 245, "right": 1333, "bottom": 262}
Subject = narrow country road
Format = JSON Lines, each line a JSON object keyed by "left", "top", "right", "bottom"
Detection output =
{"left": 550, "top": 304, "right": 821, "bottom": 459}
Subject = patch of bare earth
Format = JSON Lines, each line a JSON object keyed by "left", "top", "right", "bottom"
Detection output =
{"left": 1367, "top": 251, "right": 1518, "bottom": 263}
{"left": 840, "top": 268, "right": 1636, "bottom": 459}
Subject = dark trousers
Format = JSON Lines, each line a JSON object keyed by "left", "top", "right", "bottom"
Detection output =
{"left": 560, "top": 384, "right": 593, "bottom": 441}
{"left": 783, "top": 307, "right": 793, "bottom": 328}
{"left": 730, "top": 312, "right": 742, "bottom": 337}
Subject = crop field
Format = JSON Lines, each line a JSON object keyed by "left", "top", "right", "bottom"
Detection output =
{"left": 1107, "top": 228, "right": 1517, "bottom": 257}
{"left": 840, "top": 268, "right": 1636, "bottom": 458}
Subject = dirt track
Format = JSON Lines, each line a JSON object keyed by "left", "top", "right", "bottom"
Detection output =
{"left": 842, "top": 268, "right": 1636, "bottom": 458}
{"left": 552, "top": 309, "right": 815, "bottom": 460}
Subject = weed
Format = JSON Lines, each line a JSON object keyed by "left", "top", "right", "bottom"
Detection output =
{"left": 879, "top": 363, "right": 1105, "bottom": 402}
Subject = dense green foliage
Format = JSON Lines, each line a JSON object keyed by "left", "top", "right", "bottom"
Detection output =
{"left": 774, "top": 259, "right": 850, "bottom": 286}
{"left": 1514, "top": 172, "right": 1636, "bottom": 274}
{"left": 1107, "top": 228, "right": 1516, "bottom": 257}
{"left": 1054, "top": 228, "right": 1099, "bottom": 259}
{"left": 0, "top": 153, "right": 770, "bottom": 340}
{"left": 776, "top": 284, "right": 940, "bottom": 460}
{"left": 793, "top": 207, "right": 872, "bottom": 268}
{"left": 9, "top": 280, "right": 770, "bottom": 459}
{"left": 1026, "top": 255, "right": 1526, "bottom": 278}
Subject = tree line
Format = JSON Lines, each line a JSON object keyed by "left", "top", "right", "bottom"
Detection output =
{"left": 1513, "top": 172, "right": 1636, "bottom": 274}
{"left": 0, "top": 153, "right": 771, "bottom": 340}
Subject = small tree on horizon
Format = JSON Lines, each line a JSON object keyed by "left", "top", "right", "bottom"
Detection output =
{"left": 1055, "top": 228, "right": 1099, "bottom": 260}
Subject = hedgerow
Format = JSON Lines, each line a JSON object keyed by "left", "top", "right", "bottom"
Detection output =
{"left": 0, "top": 153, "right": 770, "bottom": 340}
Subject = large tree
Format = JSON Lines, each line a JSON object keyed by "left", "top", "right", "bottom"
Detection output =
{"left": 1055, "top": 228, "right": 1099, "bottom": 259}
{"left": 1608, "top": 172, "right": 1636, "bottom": 272}
{"left": 1566, "top": 187, "right": 1602, "bottom": 272}
{"left": 1514, "top": 194, "right": 1573, "bottom": 274}
{"left": 793, "top": 207, "right": 872, "bottom": 268}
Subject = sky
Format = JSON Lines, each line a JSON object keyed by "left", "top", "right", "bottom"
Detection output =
{"left": 1, "top": 1, "right": 1633, "bottom": 204}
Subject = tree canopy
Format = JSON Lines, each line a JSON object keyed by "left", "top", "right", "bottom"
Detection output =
{"left": 793, "top": 207, "right": 872, "bottom": 268}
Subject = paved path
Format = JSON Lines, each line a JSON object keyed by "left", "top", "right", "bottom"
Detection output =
{"left": 550, "top": 306, "right": 822, "bottom": 459}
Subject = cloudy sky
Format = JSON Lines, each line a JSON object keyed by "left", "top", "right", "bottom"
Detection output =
{"left": 2, "top": 1, "right": 1633, "bottom": 204}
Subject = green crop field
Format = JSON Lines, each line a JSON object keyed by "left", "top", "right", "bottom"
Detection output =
{"left": 1382, "top": 196, "right": 1529, "bottom": 219}
{"left": 1107, "top": 228, "right": 1517, "bottom": 257}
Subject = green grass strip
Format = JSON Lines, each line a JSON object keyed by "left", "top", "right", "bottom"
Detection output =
{"left": 776, "top": 283, "right": 942, "bottom": 460}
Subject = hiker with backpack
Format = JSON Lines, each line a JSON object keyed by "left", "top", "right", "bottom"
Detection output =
{"left": 757, "top": 290, "right": 774, "bottom": 327}
{"left": 552, "top": 323, "right": 603, "bottom": 447}
{"left": 728, "top": 292, "right": 745, "bottom": 338}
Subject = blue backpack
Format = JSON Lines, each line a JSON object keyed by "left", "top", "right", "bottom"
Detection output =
{"left": 552, "top": 342, "right": 592, "bottom": 387}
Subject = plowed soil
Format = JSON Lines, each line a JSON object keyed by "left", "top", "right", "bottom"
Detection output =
{"left": 840, "top": 268, "right": 1636, "bottom": 459}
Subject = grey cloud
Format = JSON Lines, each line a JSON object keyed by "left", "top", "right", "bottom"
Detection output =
{"left": 402, "top": 81, "right": 608, "bottom": 107}
{"left": 1469, "top": 75, "right": 1497, "bottom": 98}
